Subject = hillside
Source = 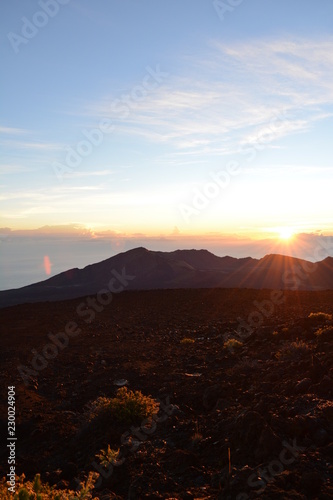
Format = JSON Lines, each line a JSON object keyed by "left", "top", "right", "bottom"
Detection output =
{"left": 0, "top": 248, "right": 332, "bottom": 308}
{"left": 0, "top": 288, "right": 332, "bottom": 498}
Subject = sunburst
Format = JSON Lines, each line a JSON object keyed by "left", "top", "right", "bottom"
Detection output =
{"left": 279, "top": 227, "right": 295, "bottom": 241}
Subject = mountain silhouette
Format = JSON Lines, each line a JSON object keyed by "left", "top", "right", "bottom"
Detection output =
{"left": 0, "top": 247, "right": 332, "bottom": 307}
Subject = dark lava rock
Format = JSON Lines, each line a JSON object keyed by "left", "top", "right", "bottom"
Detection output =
{"left": 269, "top": 469, "right": 297, "bottom": 490}
{"left": 233, "top": 410, "right": 280, "bottom": 461}
{"left": 55, "top": 479, "right": 70, "bottom": 490}
{"left": 322, "top": 442, "right": 333, "bottom": 460}
{"left": 313, "top": 428, "right": 329, "bottom": 447}
{"left": 164, "top": 449, "right": 199, "bottom": 474}
{"left": 300, "top": 470, "right": 322, "bottom": 495}
{"left": 215, "top": 398, "right": 232, "bottom": 411}
{"left": 295, "top": 378, "right": 312, "bottom": 394}
{"left": 287, "top": 415, "right": 318, "bottom": 437}
{"left": 203, "top": 384, "right": 222, "bottom": 410}
{"left": 61, "top": 461, "right": 78, "bottom": 480}
{"left": 255, "top": 425, "right": 281, "bottom": 461}
{"left": 234, "top": 410, "right": 266, "bottom": 443}
{"left": 319, "top": 375, "right": 332, "bottom": 393}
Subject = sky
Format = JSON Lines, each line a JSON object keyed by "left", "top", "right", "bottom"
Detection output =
{"left": 1, "top": 0, "right": 333, "bottom": 288}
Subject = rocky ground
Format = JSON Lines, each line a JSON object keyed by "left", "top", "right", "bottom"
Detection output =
{"left": 0, "top": 288, "right": 332, "bottom": 499}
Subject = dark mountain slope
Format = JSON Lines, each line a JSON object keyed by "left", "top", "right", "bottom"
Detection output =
{"left": 0, "top": 248, "right": 332, "bottom": 307}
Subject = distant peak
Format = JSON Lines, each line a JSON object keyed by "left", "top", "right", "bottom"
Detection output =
{"left": 174, "top": 248, "right": 212, "bottom": 254}
{"left": 124, "top": 246, "right": 149, "bottom": 254}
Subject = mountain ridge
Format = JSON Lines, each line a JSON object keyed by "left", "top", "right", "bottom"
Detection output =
{"left": 0, "top": 247, "right": 332, "bottom": 307}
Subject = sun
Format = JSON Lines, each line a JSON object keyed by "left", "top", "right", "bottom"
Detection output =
{"left": 278, "top": 227, "right": 295, "bottom": 241}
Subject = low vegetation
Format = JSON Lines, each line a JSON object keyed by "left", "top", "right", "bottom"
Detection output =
{"left": 180, "top": 337, "right": 195, "bottom": 344}
{"left": 224, "top": 338, "right": 243, "bottom": 352}
{"left": 191, "top": 421, "right": 203, "bottom": 446}
{"left": 276, "top": 340, "right": 310, "bottom": 360}
{"left": 96, "top": 445, "right": 121, "bottom": 467}
{"left": 86, "top": 387, "right": 159, "bottom": 425}
{"left": 2, "top": 388, "right": 160, "bottom": 498}
{"left": 0, "top": 473, "right": 98, "bottom": 499}
{"left": 308, "top": 311, "right": 332, "bottom": 324}
{"left": 109, "top": 387, "right": 159, "bottom": 423}
{"left": 314, "top": 325, "right": 333, "bottom": 338}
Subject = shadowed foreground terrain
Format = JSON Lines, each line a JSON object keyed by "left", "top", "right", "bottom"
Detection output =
{"left": 1, "top": 288, "right": 332, "bottom": 499}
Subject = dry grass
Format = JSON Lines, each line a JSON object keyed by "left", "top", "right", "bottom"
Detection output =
{"left": 180, "top": 337, "right": 195, "bottom": 344}
{"left": 308, "top": 312, "right": 332, "bottom": 324}
{"left": 0, "top": 473, "right": 98, "bottom": 499}
{"left": 276, "top": 340, "right": 310, "bottom": 360}
{"left": 314, "top": 325, "right": 333, "bottom": 338}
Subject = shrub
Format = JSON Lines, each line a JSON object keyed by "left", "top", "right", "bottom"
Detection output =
{"left": 276, "top": 340, "right": 310, "bottom": 360}
{"left": 0, "top": 473, "right": 98, "bottom": 499}
{"left": 109, "top": 387, "right": 159, "bottom": 423}
{"left": 86, "top": 388, "right": 159, "bottom": 425}
{"left": 180, "top": 338, "right": 195, "bottom": 344}
{"left": 314, "top": 326, "right": 333, "bottom": 338}
{"left": 32, "top": 473, "right": 41, "bottom": 494}
{"left": 308, "top": 312, "right": 332, "bottom": 324}
{"left": 96, "top": 445, "right": 121, "bottom": 467}
{"left": 224, "top": 338, "right": 243, "bottom": 352}
{"left": 83, "top": 396, "right": 113, "bottom": 422}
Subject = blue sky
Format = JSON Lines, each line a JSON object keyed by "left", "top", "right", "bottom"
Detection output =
{"left": 1, "top": 0, "right": 333, "bottom": 287}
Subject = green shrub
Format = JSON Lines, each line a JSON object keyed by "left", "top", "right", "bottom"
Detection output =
{"left": 85, "top": 387, "right": 159, "bottom": 425}
{"left": 109, "top": 387, "right": 159, "bottom": 424}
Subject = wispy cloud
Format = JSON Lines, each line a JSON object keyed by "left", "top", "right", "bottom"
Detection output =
{"left": 0, "top": 183, "right": 184, "bottom": 223}
{"left": 0, "top": 185, "right": 102, "bottom": 202}
{"left": 1, "top": 164, "right": 38, "bottom": 174}
{"left": 64, "top": 169, "right": 117, "bottom": 179}
{"left": 84, "top": 36, "right": 333, "bottom": 157}
{"left": 0, "top": 126, "right": 59, "bottom": 158}
{"left": 0, "top": 126, "right": 29, "bottom": 135}
{"left": 1, "top": 139, "right": 63, "bottom": 151}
